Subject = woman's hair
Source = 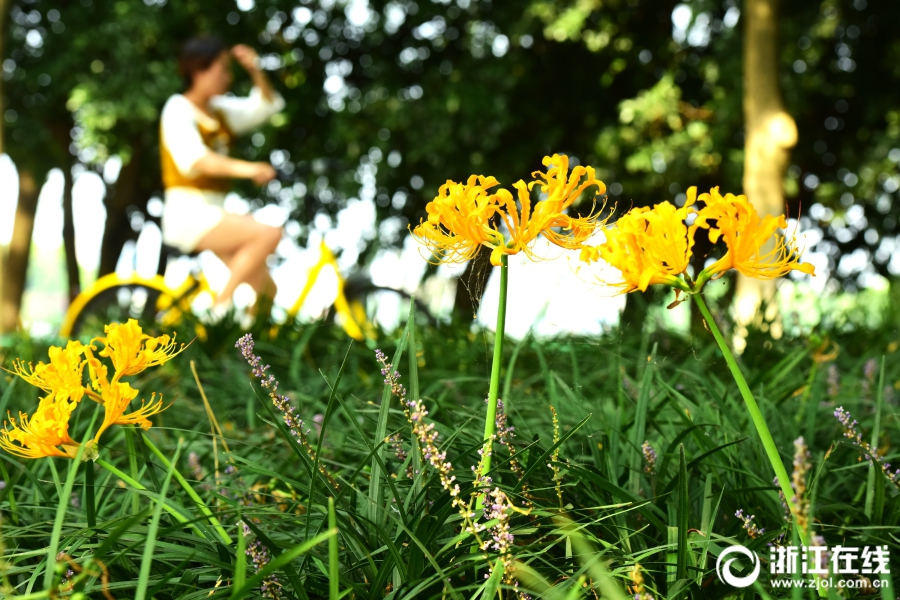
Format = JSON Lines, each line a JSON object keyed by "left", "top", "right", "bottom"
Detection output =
{"left": 178, "top": 35, "right": 228, "bottom": 89}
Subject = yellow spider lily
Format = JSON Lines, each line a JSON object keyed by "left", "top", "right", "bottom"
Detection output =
{"left": 695, "top": 187, "right": 815, "bottom": 281}
{"left": 84, "top": 347, "right": 167, "bottom": 442}
{"left": 412, "top": 154, "right": 608, "bottom": 266}
{"left": 585, "top": 186, "right": 814, "bottom": 293}
{"left": 1, "top": 319, "right": 178, "bottom": 460}
{"left": 412, "top": 174, "right": 506, "bottom": 265}
{"left": 500, "top": 154, "right": 609, "bottom": 263}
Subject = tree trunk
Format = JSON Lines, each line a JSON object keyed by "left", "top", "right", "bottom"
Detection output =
{"left": 48, "top": 117, "right": 81, "bottom": 302}
{"left": 0, "top": 170, "right": 40, "bottom": 332}
{"left": 61, "top": 163, "right": 80, "bottom": 301}
{"left": 99, "top": 146, "right": 143, "bottom": 275}
{"left": 0, "top": 0, "right": 8, "bottom": 156}
{"left": 737, "top": 0, "right": 797, "bottom": 348}
{"left": 0, "top": 0, "right": 8, "bottom": 314}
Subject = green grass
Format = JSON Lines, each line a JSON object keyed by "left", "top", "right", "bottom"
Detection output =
{"left": 0, "top": 306, "right": 898, "bottom": 599}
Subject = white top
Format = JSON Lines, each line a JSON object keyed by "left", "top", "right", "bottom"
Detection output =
{"left": 159, "top": 86, "right": 286, "bottom": 179}
{"left": 159, "top": 86, "right": 285, "bottom": 252}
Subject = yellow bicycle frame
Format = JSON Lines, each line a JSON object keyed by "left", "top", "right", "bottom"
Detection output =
{"left": 59, "top": 272, "right": 212, "bottom": 338}
{"left": 61, "top": 241, "right": 375, "bottom": 341}
{"left": 283, "top": 241, "right": 374, "bottom": 341}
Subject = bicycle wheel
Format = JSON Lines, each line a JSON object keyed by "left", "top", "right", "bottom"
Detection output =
{"left": 61, "top": 275, "right": 180, "bottom": 339}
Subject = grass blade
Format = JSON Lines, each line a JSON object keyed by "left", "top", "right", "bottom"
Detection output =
{"left": 628, "top": 343, "right": 657, "bottom": 496}
{"left": 511, "top": 560, "right": 568, "bottom": 600}
{"left": 44, "top": 455, "right": 82, "bottom": 589}
{"left": 142, "top": 434, "right": 232, "bottom": 545}
{"left": 328, "top": 496, "right": 339, "bottom": 600}
{"left": 43, "top": 411, "right": 99, "bottom": 589}
{"left": 555, "top": 515, "right": 629, "bottom": 600}
{"left": 675, "top": 444, "right": 689, "bottom": 582}
{"left": 134, "top": 439, "right": 182, "bottom": 600}
{"left": 95, "top": 457, "right": 198, "bottom": 532}
{"left": 865, "top": 356, "right": 886, "bottom": 522}
{"left": 234, "top": 521, "right": 247, "bottom": 592}
{"left": 476, "top": 557, "right": 504, "bottom": 599}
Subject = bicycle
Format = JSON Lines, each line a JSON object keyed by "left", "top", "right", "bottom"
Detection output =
{"left": 60, "top": 239, "right": 430, "bottom": 341}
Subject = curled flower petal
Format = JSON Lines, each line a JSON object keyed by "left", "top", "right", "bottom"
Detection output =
{"left": 110, "top": 392, "right": 168, "bottom": 431}
{"left": 411, "top": 175, "right": 506, "bottom": 264}
{"left": 83, "top": 346, "right": 168, "bottom": 442}
{"left": 2, "top": 320, "right": 179, "bottom": 460}
{"left": 519, "top": 153, "right": 609, "bottom": 253}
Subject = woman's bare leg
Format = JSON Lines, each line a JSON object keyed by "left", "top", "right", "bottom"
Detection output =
{"left": 215, "top": 249, "right": 276, "bottom": 296}
{"left": 193, "top": 214, "right": 282, "bottom": 306}
{"left": 241, "top": 263, "right": 277, "bottom": 297}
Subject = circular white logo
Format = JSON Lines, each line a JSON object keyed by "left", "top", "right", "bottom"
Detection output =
{"left": 716, "top": 545, "right": 761, "bottom": 588}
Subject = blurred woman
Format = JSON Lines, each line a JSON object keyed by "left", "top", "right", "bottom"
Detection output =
{"left": 159, "top": 35, "right": 285, "bottom": 315}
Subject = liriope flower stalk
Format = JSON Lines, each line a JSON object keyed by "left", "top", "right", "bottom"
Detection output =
{"left": 495, "top": 398, "right": 532, "bottom": 506}
{"left": 235, "top": 333, "right": 338, "bottom": 490}
{"left": 834, "top": 406, "right": 900, "bottom": 486}
{"left": 548, "top": 404, "right": 564, "bottom": 507}
{"left": 376, "top": 350, "right": 530, "bottom": 596}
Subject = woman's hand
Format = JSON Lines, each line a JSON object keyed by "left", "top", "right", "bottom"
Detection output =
{"left": 232, "top": 44, "right": 279, "bottom": 102}
{"left": 250, "top": 162, "right": 277, "bottom": 185}
{"left": 192, "top": 153, "right": 276, "bottom": 184}
{"left": 232, "top": 44, "right": 261, "bottom": 73}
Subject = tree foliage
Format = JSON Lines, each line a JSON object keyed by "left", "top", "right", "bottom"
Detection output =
{"left": 2, "top": 0, "right": 898, "bottom": 297}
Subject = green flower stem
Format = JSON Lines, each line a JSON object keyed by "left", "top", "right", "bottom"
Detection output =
{"left": 692, "top": 294, "right": 800, "bottom": 522}
{"left": 693, "top": 268, "right": 714, "bottom": 292}
{"left": 481, "top": 253, "right": 508, "bottom": 479}
{"left": 142, "top": 435, "right": 233, "bottom": 545}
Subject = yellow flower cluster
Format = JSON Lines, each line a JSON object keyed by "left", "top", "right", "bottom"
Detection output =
{"left": 585, "top": 186, "right": 814, "bottom": 293}
{"left": 411, "top": 155, "right": 813, "bottom": 293}
{"left": 412, "top": 154, "right": 609, "bottom": 266}
{"left": 1, "top": 320, "right": 183, "bottom": 459}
